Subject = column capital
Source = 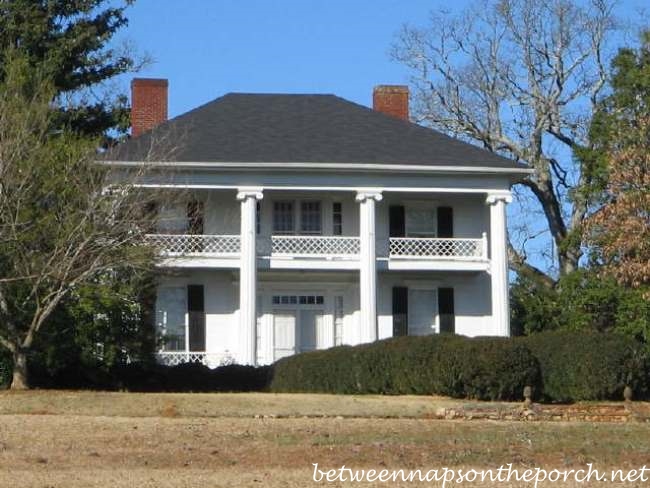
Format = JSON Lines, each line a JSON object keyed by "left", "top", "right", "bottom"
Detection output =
{"left": 485, "top": 191, "right": 512, "bottom": 205}
{"left": 237, "top": 187, "right": 264, "bottom": 201}
{"left": 355, "top": 190, "right": 383, "bottom": 203}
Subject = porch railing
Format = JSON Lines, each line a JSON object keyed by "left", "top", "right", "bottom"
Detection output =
{"left": 155, "top": 351, "right": 234, "bottom": 368}
{"left": 146, "top": 233, "right": 488, "bottom": 260}
{"left": 266, "top": 235, "right": 360, "bottom": 258}
{"left": 389, "top": 234, "right": 488, "bottom": 260}
{"left": 145, "top": 234, "right": 240, "bottom": 255}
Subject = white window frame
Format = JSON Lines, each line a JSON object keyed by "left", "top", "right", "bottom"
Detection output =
{"left": 300, "top": 200, "right": 323, "bottom": 235}
{"left": 272, "top": 200, "right": 295, "bottom": 234}
{"left": 332, "top": 202, "right": 343, "bottom": 236}
{"left": 156, "top": 286, "right": 188, "bottom": 352}
{"left": 334, "top": 295, "right": 344, "bottom": 346}
{"left": 405, "top": 202, "right": 437, "bottom": 238}
{"left": 272, "top": 199, "right": 323, "bottom": 236}
{"left": 404, "top": 281, "right": 440, "bottom": 336}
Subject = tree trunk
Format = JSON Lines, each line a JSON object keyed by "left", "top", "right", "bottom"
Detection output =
{"left": 10, "top": 349, "right": 29, "bottom": 390}
{"left": 558, "top": 246, "right": 580, "bottom": 276}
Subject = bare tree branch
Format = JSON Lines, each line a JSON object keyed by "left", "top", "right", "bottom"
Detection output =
{"left": 393, "top": 0, "right": 620, "bottom": 278}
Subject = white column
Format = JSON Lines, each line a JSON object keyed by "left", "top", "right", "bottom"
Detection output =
{"left": 237, "top": 188, "right": 263, "bottom": 365}
{"left": 356, "top": 190, "right": 382, "bottom": 343}
{"left": 486, "top": 191, "right": 512, "bottom": 337}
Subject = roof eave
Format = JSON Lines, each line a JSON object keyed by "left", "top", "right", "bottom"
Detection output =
{"left": 99, "top": 160, "right": 533, "bottom": 176}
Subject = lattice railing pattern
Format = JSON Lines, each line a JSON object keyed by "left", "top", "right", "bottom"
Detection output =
{"left": 155, "top": 352, "right": 235, "bottom": 368}
{"left": 146, "top": 234, "right": 487, "bottom": 261}
{"left": 146, "top": 234, "right": 240, "bottom": 255}
{"left": 389, "top": 237, "right": 486, "bottom": 259}
{"left": 269, "top": 236, "right": 360, "bottom": 257}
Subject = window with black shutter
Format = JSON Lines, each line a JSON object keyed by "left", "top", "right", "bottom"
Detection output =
{"left": 144, "top": 200, "right": 158, "bottom": 233}
{"left": 187, "top": 201, "right": 204, "bottom": 252}
{"left": 389, "top": 205, "right": 406, "bottom": 237}
{"left": 187, "top": 285, "right": 206, "bottom": 351}
{"left": 437, "top": 206, "right": 453, "bottom": 238}
{"left": 438, "top": 287, "right": 455, "bottom": 334}
{"left": 392, "top": 287, "right": 408, "bottom": 336}
{"left": 332, "top": 202, "right": 343, "bottom": 235}
{"left": 187, "top": 200, "right": 204, "bottom": 235}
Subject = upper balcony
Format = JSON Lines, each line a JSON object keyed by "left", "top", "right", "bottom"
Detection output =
{"left": 143, "top": 189, "right": 492, "bottom": 271}
{"left": 145, "top": 233, "right": 489, "bottom": 271}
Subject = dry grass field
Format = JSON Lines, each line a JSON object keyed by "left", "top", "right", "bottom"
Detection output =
{"left": 1, "top": 391, "right": 649, "bottom": 487}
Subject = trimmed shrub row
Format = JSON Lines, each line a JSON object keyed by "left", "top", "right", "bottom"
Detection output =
{"left": 520, "top": 330, "right": 648, "bottom": 402}
{"left": 270, "top": 331, "right": 649, "bottom": 402}
{"left": 4, "top": 330, "right": 647, "bottom": 401}
{"left": 271, "top": 334, "right": 540, "bottom": 401}
{"left": 29, "top": 362, "right": 272, "bottom": 392}
{"left": 113, "top": 363, "right": 272, "bottom": 392}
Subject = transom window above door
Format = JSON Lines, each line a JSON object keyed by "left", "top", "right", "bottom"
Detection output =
{"left": 272, "top": 294, "right": 324, "bottom": 305}
{"left": 272, "top": 200, "right": 322, "bottom": 235}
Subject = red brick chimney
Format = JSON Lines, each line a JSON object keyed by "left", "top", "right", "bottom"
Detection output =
{"left": 131, "top": 78, "right": 168, "bottom": 137}
{"left": 373, "top": 85, "right": 409, "bottom": 121}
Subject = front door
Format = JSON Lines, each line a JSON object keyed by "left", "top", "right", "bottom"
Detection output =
{"left": 271, "top": 293, "right": 328, "bottom": 359}
{"left": 273, "top": 311, "right": 296, "bottom": 361}
{"left": 298, "top": 309, "right": 325, "bottom": 352}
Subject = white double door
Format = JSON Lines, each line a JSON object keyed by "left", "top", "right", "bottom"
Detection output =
{"left": 273, "top": 308, "right": 327, "bottom": 360}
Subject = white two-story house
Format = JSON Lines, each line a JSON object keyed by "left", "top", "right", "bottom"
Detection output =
{"left": 106, "top": 79, "right": 531, "bottom": 367}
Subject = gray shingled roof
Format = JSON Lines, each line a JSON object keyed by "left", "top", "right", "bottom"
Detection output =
{"left": 106, "top": 93, "right": 525, "bottom": 169}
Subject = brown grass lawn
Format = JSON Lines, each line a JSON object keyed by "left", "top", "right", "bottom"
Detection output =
{"left": 1, "top": 391, "right": 650, "bottom": 487}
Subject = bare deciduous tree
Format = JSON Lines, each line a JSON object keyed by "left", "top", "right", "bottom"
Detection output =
{"left": 393, "top": 0, "right": 620, "bottom": 282}
{"left": 0, "top": 54, "right": 176, "bottom": 389}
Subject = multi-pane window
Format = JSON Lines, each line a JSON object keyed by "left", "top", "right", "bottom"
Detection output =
{"left": 332, "top": 202, "right": 343, "bottom": 235}
{"left": 271, "top": 295, "right": 324, "bottom": 305}
{"left": 334, "top": 295, "right": 344, "bottom": 346}
{"left": 405, "top": 207, "right": 436, "bottom": 237}
{"left": 157, "top": 203, "right": 187, "bottom": 234}
{"left": 156, "top": 287, "right": 187, "bottom": 352}
{"left": 273, "top": 201, "right": 294, "bottom": 234}
{"left": 272, "top": 200, "right": 324, "bottom": 235}
{"left": 300, "top": 201, "right": 322, "bottom": 234}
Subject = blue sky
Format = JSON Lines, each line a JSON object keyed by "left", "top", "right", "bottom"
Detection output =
{"left": 113, "top": 0, "right": 648, "bottom": 275}
{"left": 116, "top": 0, "right": 455, "bottom": 116}
{"left": 116, "top": 0, "right": 647, "bottom": 117}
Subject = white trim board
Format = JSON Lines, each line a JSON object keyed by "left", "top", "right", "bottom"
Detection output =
{"left": 102, "top": 160, "right": 533, "bottom": 175}
{"left": 130, "top": 183, "right": 512, "bottom": 194}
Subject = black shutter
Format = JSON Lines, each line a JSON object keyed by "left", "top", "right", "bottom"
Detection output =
{"left": 389, "top": 205, "right": 406, "bottom": 237}
{"left": 187, "top": 285, "right": 206, "bottom": 351}
{"left": 392, "top": 287, "right": 408, "bottom": 336}
{"left": 144, "top": 200, "right": 158, "bottom": 233}
{"left": 437, "top": 206, "right": 453, "bottom": 238}
{"left": 438, "top": 287, "right": 455, "bottom": 334}
{"left": 187, "top": 201, "right": 204, "bottom": 252}
{"left": 187, "top": 201, "right": 204, "bottom": 235}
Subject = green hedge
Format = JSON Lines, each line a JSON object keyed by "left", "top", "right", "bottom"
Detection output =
{"left": 270, "top": 335, "right": 540, "bottom": 401}
{"left": 270, "top": 331, "right": 649, "bottom": 402}
{"left": 519, "top": 330, "right": 648, "bottom": 402}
